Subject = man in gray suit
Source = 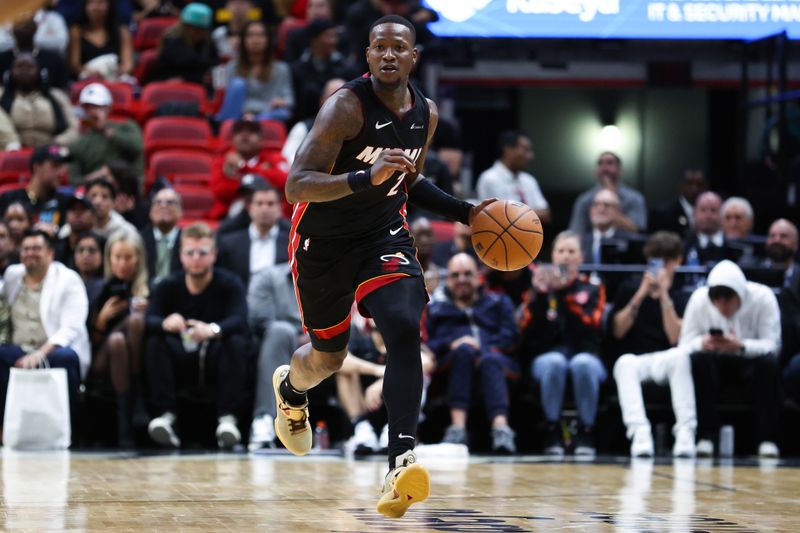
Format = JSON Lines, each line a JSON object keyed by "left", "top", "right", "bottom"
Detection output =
{"left": 247, "top": 262, "right": 307, "bottom": 450}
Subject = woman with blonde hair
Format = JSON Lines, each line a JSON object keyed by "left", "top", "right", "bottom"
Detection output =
{"left": 89, "top": 229, "right": 149, "bottom": 446}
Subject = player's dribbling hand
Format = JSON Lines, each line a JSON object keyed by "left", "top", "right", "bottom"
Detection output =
{"left": 371, "top": 149, "right": 416, "bottom": 185}
{"left": 468, "top": 198, "right": 499, "bottom": 225}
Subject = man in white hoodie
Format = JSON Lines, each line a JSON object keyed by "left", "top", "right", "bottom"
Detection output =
{"left": 680, "top": 260, "right": 782, "bottom": 458}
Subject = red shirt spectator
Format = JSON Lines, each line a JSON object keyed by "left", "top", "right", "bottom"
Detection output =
{"left": 210, "top": 117, "right": 290, "bottom": 219}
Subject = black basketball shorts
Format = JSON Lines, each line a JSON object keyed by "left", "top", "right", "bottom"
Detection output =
{"left": 290, "top": 230, "right": 426, "bottom": 353}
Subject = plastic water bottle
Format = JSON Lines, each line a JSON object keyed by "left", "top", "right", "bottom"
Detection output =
{"left": 314, "top": 421, "right": 330, "bottom": 450}
{"left": 719, "top": 425, "right": 734, "bottom": 458}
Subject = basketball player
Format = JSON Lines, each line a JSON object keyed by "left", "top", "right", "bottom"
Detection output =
{"left": 272, "top": 15, "right": 495, "bottom": 518}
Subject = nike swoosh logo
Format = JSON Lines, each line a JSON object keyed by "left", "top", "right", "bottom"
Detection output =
{"left": 398, "top": 433, "right": 415, "bottom": 440}
{"left": 389, "top": 226, "right": 403, "bottom": 236}
{"left": 410, "top": 123, "right": 424, "bottom": 130}
{"left": 376, "top": 121, "right": 392, "bottom": 130}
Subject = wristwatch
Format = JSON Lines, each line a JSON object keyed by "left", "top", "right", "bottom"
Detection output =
{"left": 209, "top": 323, "right": 221, "bottom": 338}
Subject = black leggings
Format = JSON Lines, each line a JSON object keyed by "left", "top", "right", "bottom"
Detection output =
{"left": 361, "top": 276, "right": 428, "bottom": 467}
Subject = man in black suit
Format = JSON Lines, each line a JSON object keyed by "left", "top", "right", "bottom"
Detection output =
{"left": 683, "top": 191, "right": 738, "bottom": 266}
{"left": 216, "top": 179, "right": 289, "bottom": 287}
{"left": 649, "top": 168, "right": 707, "bottom": 238}
{"left": 740, "top": 218, "right": 800, "bottom": 287}
{"left": 770, "top": 219, "right": 800, "bottom": 404}
{"left": 579, "top": 188, "right": 640, "bottom": 264}
{"left": 140, "top": 188, "right": 183, "bottom": 285}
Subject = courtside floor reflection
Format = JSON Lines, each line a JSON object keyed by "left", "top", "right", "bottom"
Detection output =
{"left": 1, "top": 449, "right": 797, "bottom": 531}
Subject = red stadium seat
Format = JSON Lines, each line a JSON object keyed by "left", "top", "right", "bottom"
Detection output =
{"left": 133, "top": 48, "right": 159, "bottom": 86}
{"left": 134, "top": 17, "right": 177, "bottom": 51}
{"left": 0, "top": 183, "right": 24, "bottom": 196}
{"left": 171, "top": 173, "right": 211, "bottom": 187}
{"left": 147, "top": 149, "right": 213, "bottom": 191}
{"left": 0, "top": 149, "right": 33, "bottom": 175}
{"left": 174, "top": 184, "right": 214, "bottom": 219}
{"left": 141, "top": 81, "right": 206, "bottom": 110}
{"left": 218, "top": 119, "right": 287, "bottom": 151}
{"left": 144, "top": 116, "right": 213, "bottom": 157}
{"left": 0, "top": 172, "right": 26, "bottom": 186}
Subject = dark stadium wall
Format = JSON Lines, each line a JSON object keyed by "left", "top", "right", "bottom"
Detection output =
{"left": 518, "top": 86, "right": 708, "bottom": 231}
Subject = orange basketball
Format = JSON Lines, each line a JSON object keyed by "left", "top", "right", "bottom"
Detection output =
{"left": 471, "top": 200, "right": 544, "bottom": 271}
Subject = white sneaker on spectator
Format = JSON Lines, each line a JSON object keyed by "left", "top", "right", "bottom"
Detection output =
{"left": 630, "top": 425, "right": 654, "bottom": 458}
{"left": 758, "top": 441, "right": 779, "bottom": 458}
{"left": 378, "top": 424, "right": 389, "bottom": 451}
{"left": 216, "top": 415, "right": 241, "bottom": 449}
{"left": 347, "top": 420, "right": 379, "bottom": 455}
{"left": 148, "top": 412, "right": 180, "bottom": 448}
{"left": 672, "top": 427, "right": 696, "bottom": 458}
{"left": 696, "top": 439, "right": 714, "bottom": 458}
{"left": 248, "top": 414, "right": 275, "bottom": 451}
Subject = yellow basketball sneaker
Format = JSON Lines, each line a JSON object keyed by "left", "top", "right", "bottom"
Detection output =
{"left": 376, "top": 449, "right": 430, "bottom": 518}
{"left": 272, "top": 365, "right": 312, "bottom": 455}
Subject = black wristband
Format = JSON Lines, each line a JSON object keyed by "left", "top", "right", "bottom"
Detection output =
{"left": 408, "top": 177, "right": 473, "bottom": 225}
{"left": 347, "top": 168, "right": 372, "bottom": 193}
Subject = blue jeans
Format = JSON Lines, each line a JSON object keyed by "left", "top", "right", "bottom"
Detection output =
{"left": 783, "top": 353, "right": 800, "bottom": 403}
{"left": 0, "top": 344, "right": 81, "bottom": 426}
{"left": 216, "top": 77, "right": 292, "bottom": 122}
{"left": 438, "top": 344, "right": 520, "bottom": 420}
{"left": 531, "top": 350, "right": 607, "bottom": 427}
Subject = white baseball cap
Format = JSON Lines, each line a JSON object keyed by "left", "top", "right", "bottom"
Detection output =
{"left": 79, "top": 83, "right": 113, "bottom": 107}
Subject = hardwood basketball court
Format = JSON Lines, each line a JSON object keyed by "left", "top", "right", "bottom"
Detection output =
{"left": 1, "top": 449, "right": 797, "bottom": 531}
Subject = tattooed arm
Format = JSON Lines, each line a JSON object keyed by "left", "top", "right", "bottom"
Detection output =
{"left": 285, "top": 89, "right": 416, "bottom": 203}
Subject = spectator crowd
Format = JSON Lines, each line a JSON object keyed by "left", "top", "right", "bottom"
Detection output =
{"left": 0, "top": 0, "right": 798, "bottom": 459}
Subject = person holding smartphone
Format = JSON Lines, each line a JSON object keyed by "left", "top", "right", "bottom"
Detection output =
{"left": 680, "top": 259, "right": 782, "bottom": 458}
{"left": 89, "top": 230, "right": 149, "bottom": 446}
{"left": 611, "top": 231, "right": 695, "bottom": 457}
{"left": 519, "top": 230, "right": 607, "bottom": 457}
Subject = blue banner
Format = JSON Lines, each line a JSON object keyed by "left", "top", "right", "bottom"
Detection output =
{"left": 422, "top": 0, "right": 800, "bottom": 39}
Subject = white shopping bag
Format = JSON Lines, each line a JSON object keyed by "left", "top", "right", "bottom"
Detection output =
{"left": 3, "top": 367, "right": 71, "bottom": 450}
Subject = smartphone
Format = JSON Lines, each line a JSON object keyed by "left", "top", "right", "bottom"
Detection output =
{"left": 557, "top": 263, "right": 569, "bottom": 281}
{"left": 647, "top": 258, "right": 664, "bottom": 277}
{"left": 108, "top": 282, "right": 131, "bottom": 300}
{"left": 709, "top": 328, "right": 724, "bottom": 337}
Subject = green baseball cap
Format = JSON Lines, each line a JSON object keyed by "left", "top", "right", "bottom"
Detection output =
{"left": 180, "top": 2, "right": 212, "bottom": 29}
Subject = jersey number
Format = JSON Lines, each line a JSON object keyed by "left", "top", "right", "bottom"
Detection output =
{"left": 387, "top": 174, "right": 405, "bottom": 197}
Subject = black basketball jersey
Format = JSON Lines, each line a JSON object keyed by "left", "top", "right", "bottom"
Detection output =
{"left": 291, "top": 75, "right": 430, "bottom": 240}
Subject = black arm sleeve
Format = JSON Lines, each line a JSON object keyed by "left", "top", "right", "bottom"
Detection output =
{"left": 408, "top": 176, "right": 473, "bottom": 225}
